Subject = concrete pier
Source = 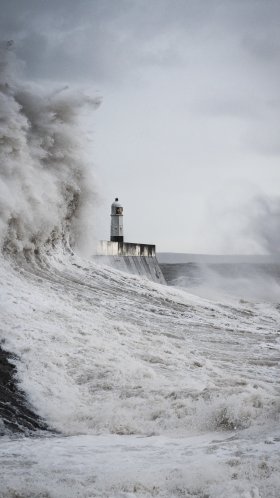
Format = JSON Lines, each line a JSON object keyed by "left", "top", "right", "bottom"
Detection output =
{"left": 94, "top": 241, "right": 166, "bottom": 285}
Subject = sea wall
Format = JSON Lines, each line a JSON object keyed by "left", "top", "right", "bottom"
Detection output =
{"left": 94, "top": 241, "right": 166, "bottom": 284}
{"left": 98, "top": 240, "right": 156, "bottom": 257}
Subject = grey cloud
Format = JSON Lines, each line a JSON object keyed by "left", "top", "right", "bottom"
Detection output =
{"left": 2, "top": 0, "right": 279, "bottom": 84}
{"left": 242, "top": 34, "right": 280, "bottom": 62}
{"left": 190, "top": 97, "right": 261, "bottom": 119}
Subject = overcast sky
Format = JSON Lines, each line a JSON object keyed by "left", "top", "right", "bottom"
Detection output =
{"left": 1, "top": 0, "right": 280, "bottom": 253}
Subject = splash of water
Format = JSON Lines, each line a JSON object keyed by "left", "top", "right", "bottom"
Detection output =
{"left": 0, "top": 41, "right": 100, "bottom": 257}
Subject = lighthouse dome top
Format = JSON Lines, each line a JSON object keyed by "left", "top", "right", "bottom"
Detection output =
{"left": 111, "top": 197, "right": 122, "bottom": 208}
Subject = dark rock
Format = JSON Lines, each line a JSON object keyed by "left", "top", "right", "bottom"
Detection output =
{"left": 0, "top": 347, "right": 48, "bottom": 434}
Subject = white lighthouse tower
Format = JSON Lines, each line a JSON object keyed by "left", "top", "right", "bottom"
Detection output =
{"left": 110, "top": 197, "right": 124, "bottom": 242}
{"left": 95, "top": 196, "right": 165, "bottom": 284}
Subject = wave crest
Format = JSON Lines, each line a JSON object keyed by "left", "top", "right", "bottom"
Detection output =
{"left": 0, "top": 42, "right": 100, "bottom": 256}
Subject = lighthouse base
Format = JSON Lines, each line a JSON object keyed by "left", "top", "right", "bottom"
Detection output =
{"left": 94, "top": 241, "right": 166, "bottom": 285}
{"left": 110, "top": 236, "right": 124, "bottom": 242}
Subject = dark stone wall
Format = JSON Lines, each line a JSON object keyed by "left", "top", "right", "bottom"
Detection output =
{"left": 118, "top": 242, "right": 155, "bottom": 257}
{"left": 110, "top": 236, "right": 124, "bottom": 242}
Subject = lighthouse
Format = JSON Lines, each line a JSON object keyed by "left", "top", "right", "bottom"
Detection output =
{"left": 95, "top": 197, "right": 166, "bottom": 284}
{"left": 110, "top": 197, "right": 124, "bottom": 242}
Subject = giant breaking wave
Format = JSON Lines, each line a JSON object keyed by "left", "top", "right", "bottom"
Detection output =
{"left": 0, "top": 42, "right": 99, "bottom": 257}
{"left": 0, "top": 44, "right": 279, "bottom": 498}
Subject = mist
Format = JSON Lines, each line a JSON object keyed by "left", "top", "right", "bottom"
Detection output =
{"left": 164, "top": 261, "right": 280, "bottom": 303}
{"left": 248, "top": 196, "right": 280, "bottom": 255}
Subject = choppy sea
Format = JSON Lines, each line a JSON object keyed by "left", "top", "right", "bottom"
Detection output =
{"left": 0, "top": 253, "right": 279, "bottom": 497}
{"left": 161, "top": 262, "right": 280, "bottom": 302}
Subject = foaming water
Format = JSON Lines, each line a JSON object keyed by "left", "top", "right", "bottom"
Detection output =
{"left": 1, "top": 247, "right": 280, "bottom": 496}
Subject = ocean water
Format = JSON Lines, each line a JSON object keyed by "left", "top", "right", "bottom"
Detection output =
{"left": 0, "top": 45, "right": 280, "bottom": 497}
{"left": 160, "top": 262, "right": 280, "bottom": 302}
{"left": 1, "top": 251, "right": 280, "bottom": 497}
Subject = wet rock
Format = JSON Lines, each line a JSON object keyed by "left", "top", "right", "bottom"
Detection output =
{"left": 0, "top": 347, "right": 47, "bottom": 434}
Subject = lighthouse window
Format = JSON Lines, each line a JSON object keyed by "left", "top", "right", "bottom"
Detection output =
{"left": 116, "top": 207, "right": 123, "bottom": 215}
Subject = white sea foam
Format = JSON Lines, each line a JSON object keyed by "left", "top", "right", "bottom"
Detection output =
{"left": 1, "top": 248, "right": 280, "bottom": 496}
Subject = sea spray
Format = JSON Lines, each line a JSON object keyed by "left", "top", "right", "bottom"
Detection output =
{"left": 0, "top": 41, "right": 100, "bottom": 256}
{"left": 248, "top": 196, "right": 280, "bottom": 255}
